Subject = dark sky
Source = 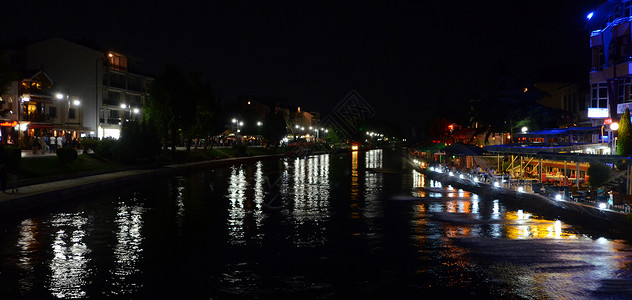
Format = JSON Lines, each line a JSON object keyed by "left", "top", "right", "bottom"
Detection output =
{"left": 3, "top": 0, "right": 601, "bottom": 135}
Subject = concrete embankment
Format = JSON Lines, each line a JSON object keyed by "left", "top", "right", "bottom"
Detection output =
{"left": 421, "top": 168, "right": 632, "bottom": 232}
{"left": 0, "top": 154, "right": 285, "bottom": 216}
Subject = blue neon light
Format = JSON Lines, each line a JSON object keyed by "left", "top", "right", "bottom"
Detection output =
{"left": 587, "top": 11, "right": 594, "bottom": 20}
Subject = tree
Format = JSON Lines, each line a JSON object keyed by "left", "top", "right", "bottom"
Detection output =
{"left": 262, "top": 106, "right": 287, "bottom": 150}
{"left": 145, "top": 64, "right": 196, "bottom": 158}
{"left": 467, "top": 80, "right": 556, "bottom": 143}
{"left": 617, "top": 108, "right": 632, "bottom": 156}
{"left": 587, "top": 163, "right": 611, "bottom": 189}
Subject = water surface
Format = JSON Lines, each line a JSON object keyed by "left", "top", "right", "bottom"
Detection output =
{"left": 1, "top": 149, "right": 632, "bottom": 299}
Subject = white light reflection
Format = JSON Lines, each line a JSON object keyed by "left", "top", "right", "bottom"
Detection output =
{"left": 110, "top": 199, "right": 146, "bottom": 295}
{"left": 492, "top": 199, "right": 500, "bottom": 219}
{"left": 291, "top": 154, "right": 330, "bottom": 246}
{"left": 227, "top": 165, "right": 247, "bottom": 245}
{"left": 412, "top": 169, "right": 424, "bottom": 188}
{"left": 17, "top": 218, "right": 39, "bottom": 293}
{"left": 48, "top": 212, "right": 91, "bottom": 299}
{"left": 364, "top": 150, "right": 384, "bottom": 221}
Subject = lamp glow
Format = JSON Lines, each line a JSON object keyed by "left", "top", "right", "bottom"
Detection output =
{"left": 587, "top": 12, "right": 594, "bottom": 20}
{"left": 611, "top": 122, "right": 619, "bottom": 131}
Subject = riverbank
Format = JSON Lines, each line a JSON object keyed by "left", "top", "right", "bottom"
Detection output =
{"left": 414, "top": 162, "right": 632, "bottom": 233}
{"left": 0, "top": 145, "right": 382, "bottom": 216}
{"left": 0, "top": 152, "right": 287, "bottom": 216}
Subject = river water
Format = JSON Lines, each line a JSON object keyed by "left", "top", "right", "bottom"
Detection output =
{"left": 2, "top": 149, "right": 632, "bottom": 299}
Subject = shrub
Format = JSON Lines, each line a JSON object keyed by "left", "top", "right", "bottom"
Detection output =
{"left": 95, "top": 139, "right": 120, "bottom": 161}
{"left": 56, "top": 148, "right": 78, "bottom": 164}
{"left": 587, "top": 163, "right": 611, "bottom": 188}
{"left": 81, "top": 138, "right": 99, "bottom": 152}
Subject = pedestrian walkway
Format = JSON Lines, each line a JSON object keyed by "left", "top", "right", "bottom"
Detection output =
{"left": 20, "top": 149, "right": 85, "bottom": 158}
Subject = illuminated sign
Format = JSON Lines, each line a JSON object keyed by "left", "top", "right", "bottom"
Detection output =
{"left": 604, "top": 118, "right": 613, "bottom": 125}
{"left": 588, "top": 108, "right": 609, "bottom": 118}
{"left": 0, "top": 121, "right": 17, "bottom": 127}
{"left": 617, "top": 103, "right": 632, "bottom": 114}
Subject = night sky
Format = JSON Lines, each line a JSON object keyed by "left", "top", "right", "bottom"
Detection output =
{"left": 3, "top": 0, "right": 601, "bottom": 136}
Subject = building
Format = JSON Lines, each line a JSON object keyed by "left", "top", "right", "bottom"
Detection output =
{"left": 586, "top": 1, "right": 632, "bottom": 146}
{"left": 24, "top": 38, "right": 153, "bottom": 139}
{"left": 0, "top": 70, "right": 78, "bottom": 145}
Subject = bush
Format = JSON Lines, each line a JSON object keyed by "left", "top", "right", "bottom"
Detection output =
{"left": 587, "top": 163, "right": 611, "bottom": 188}
{"left": 81, "top": 138, "right": 98, "bottom": 152}
{"left": 94, "top": 139, "right": 120, "bottom": 161}
{"left": 56, "top": 148, "right": 78, "bottom": 164}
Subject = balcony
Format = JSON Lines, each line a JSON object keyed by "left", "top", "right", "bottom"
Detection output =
{"left": 590, "top": 61, "right": 632, "bottom": 83}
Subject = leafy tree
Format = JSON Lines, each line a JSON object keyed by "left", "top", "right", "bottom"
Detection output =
{"left": 467, "top": 74, "right": 558, "bottom": 143}
{"left": 118, "top": 120, "right": 161, "bottom": 164}
{"left": 587, "top": 163, "right": 611, "bottom": 188}
{"left": 145, "top": 64, "right": 196, "bottom": 158}
{"left": 617, "top": 108, "right": 632, "bottom": 156}
{"left": 262, "top": 107, "right": 287, "bottom": 150}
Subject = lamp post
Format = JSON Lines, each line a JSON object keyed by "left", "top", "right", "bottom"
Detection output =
{"left": 611, "top": 122, "right": 620, "bottom": 154}
{"left": 17, "top": 95, "right": 30, "bottom": 147}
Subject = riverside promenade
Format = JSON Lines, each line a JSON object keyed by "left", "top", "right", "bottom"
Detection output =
{"left": 0, "top": 152, "right": 285, "bottom": 215}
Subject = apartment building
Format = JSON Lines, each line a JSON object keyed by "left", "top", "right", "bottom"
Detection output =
{"left": 25, "top": 38, "right": 152, "bottom": 139}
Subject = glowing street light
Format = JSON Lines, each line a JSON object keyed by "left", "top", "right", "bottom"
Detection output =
{"left": 610, "top": 122, "right": 619, "bottom": 131}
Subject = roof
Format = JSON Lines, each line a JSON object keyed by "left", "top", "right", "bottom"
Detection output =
{"left": 586, "top": 0, "right": 622, "bottom": 32}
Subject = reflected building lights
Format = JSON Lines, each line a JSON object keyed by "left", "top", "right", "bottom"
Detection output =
{"left": 17, "top": 218, "right": 40, "bottom": 293}
{"left": 110, "top": 200, "right": 146, "bottom": 295}
{"left": 48, "top": 212, "right": 91, "bottom": 299}
{"left": 227, "top": 166, "right": 247, "bottom": 245}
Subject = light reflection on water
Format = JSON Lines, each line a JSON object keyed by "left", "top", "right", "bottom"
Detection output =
{"left": 110, "top": 198, "right": 146, "bottom": 295}
{"left": 4, "top": 150, "right": 632, "bottom": 298}
{"left": 17, "top": 218, "right": 39, "bottom": 293}
{"left": 48, "top": 212, "right": 91, "bottom": 299}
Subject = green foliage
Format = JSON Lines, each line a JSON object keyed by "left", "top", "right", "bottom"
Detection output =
{"left": 617, "top": 108, "right": 632, "bottom": 156}
{"left": 262, "top": 108, "right": 287, "bottom": 148}
{"left": 81, "top": 138, "right": 98, "bottom": 152}
{"left": 118, "top": 121, "right": 162, "bottom": 164}
{"left": 232, "top": 144, "right": 249, "bottom": 156}
{"left": 56, "top": 148, "right": 78, "bottom": 164}
{"left": 94, "top": 139, "right": 120, "bottom": 161}
{"left": 587, "top": 163, "right": 611, "bottom": 188}
{"left": 5, "top": 146, "right": 21, "bottom": 172}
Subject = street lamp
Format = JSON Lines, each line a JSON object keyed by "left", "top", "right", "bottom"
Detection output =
{"left": 611, "top": 122, "right": 619, "bottom": 154}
